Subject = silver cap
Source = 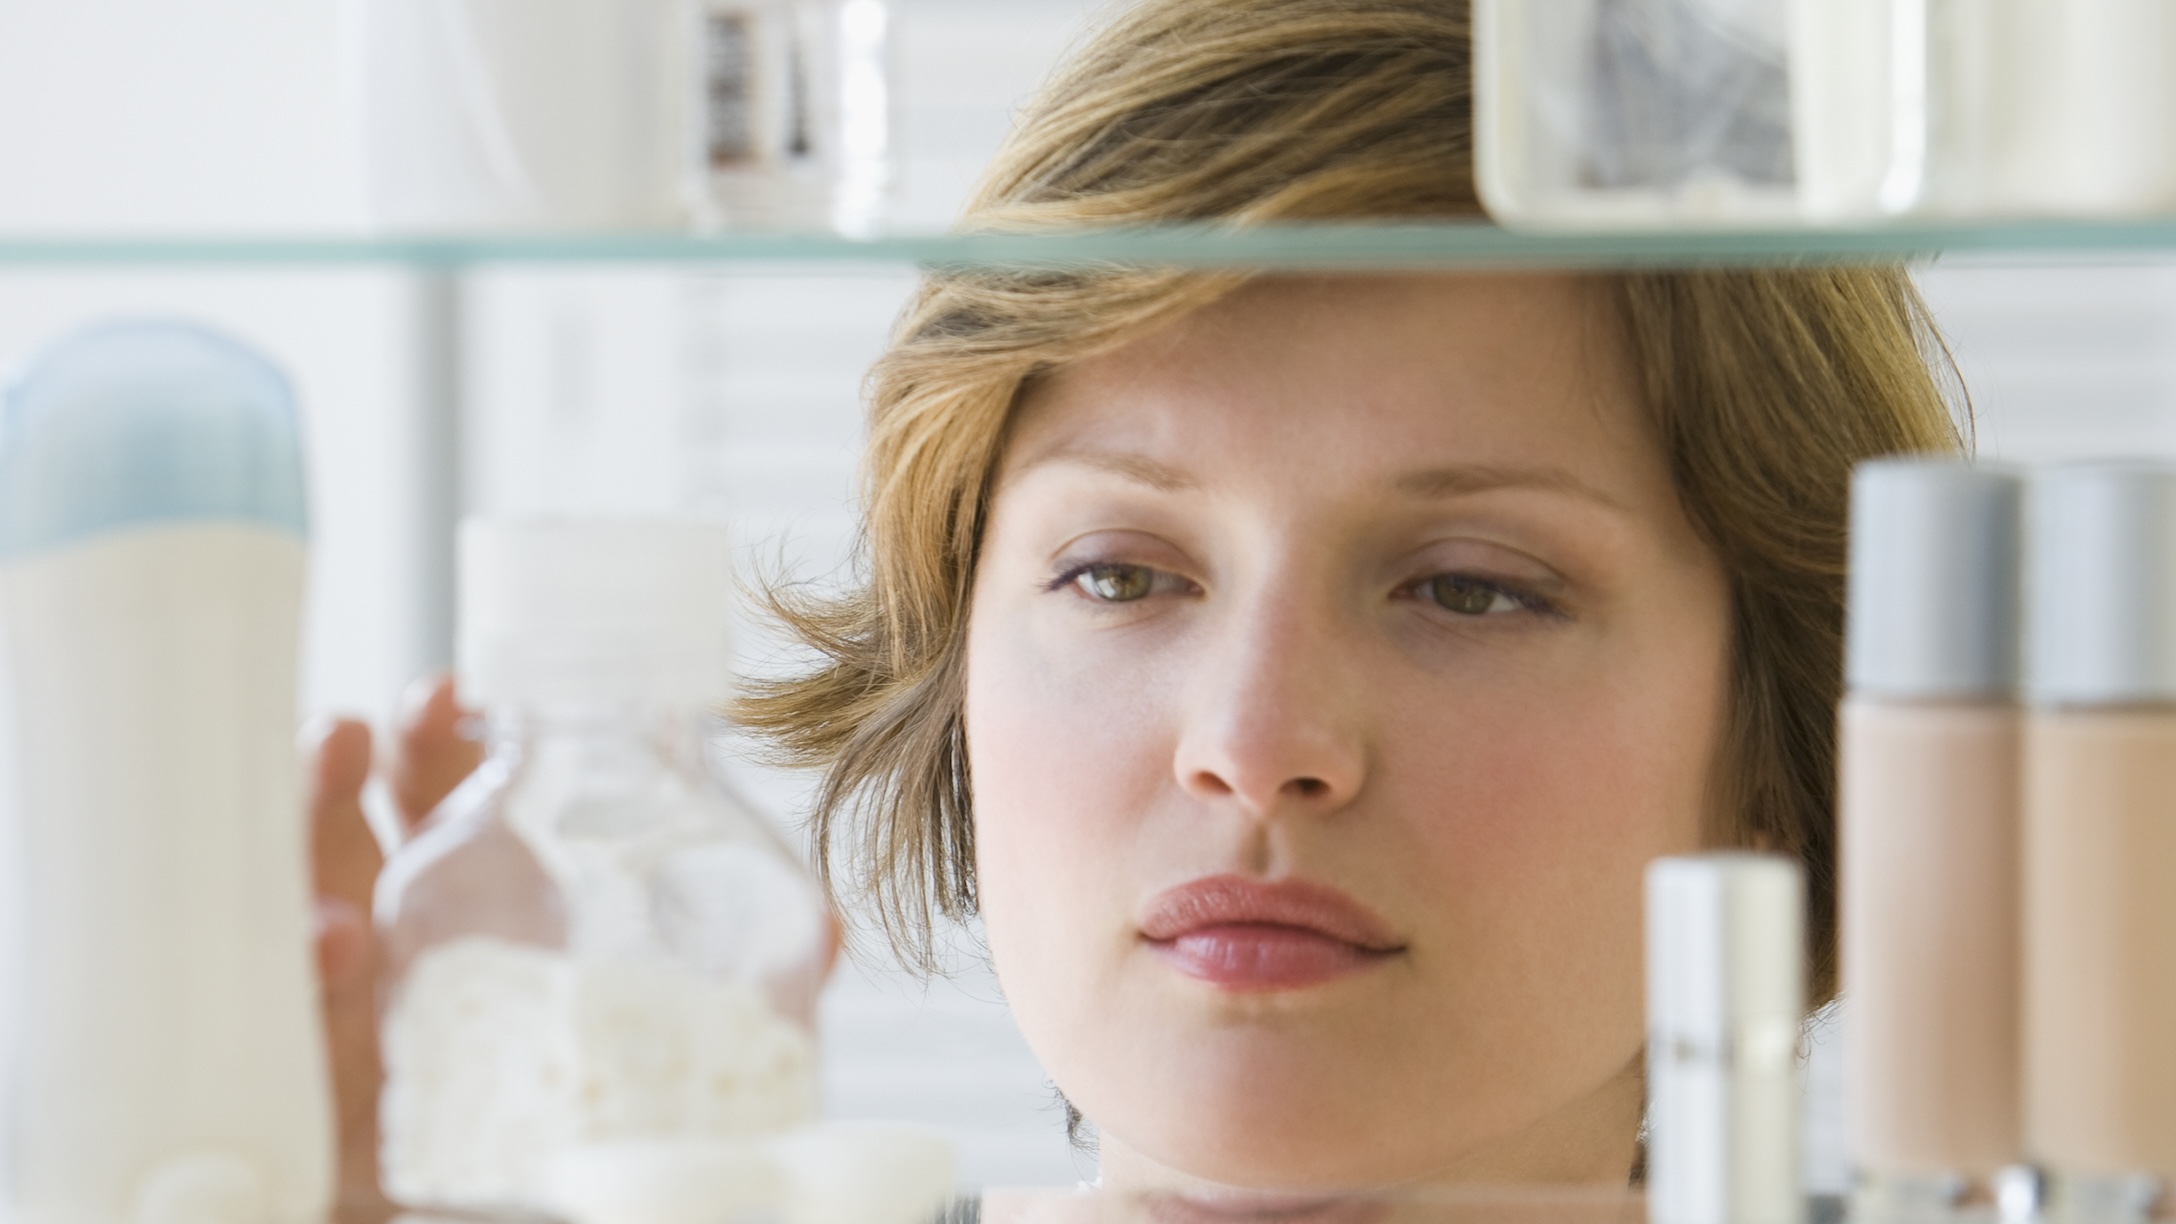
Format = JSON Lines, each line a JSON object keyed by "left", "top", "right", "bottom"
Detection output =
{"left": 2027, "top": 463, "right": 2176, "bottom": 705}
{"left": 1646, "top": 854, "right": 1805, "bottom": 1224}
{"left": 1847, "top": 459, "right": 2022, "bottom": 699}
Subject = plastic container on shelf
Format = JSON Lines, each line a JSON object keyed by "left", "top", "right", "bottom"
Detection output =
{"left": 0, "top": 322, "right": 332, "bottom": 1224}
{"left": 373, "top": 517, "right": 832, "bottom": 1219}
{"left": 693, "top": 0, "right": 893, "bottom": 235}
{"left": 342, "top": 0, "right": 891, "bottom": 233}
{"left": 1787, "top": 0, "right": 2176, "bottom": 222}
{"left": 1483, "top": 0, "right": 2176, "bottom": 225}
{"left": 344, "top": 0, "right": 690, "bottom": 231}
{"left": 1475, "top": 0, "right": 1801, "bottom": 228}
{"left": 1987, "top": 1, "right": 2176, "bottom": 217}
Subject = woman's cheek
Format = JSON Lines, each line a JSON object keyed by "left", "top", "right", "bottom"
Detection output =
{"left": 1371, "top": 649, "right": 1715, "bottom": 982}
{"left": 965, "top": 606, "right": 1179, "bottom": 1028}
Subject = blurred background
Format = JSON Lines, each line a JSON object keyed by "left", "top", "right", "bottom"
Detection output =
{"left": 1, "top": 0, "right": 2164, "bottom": 1193}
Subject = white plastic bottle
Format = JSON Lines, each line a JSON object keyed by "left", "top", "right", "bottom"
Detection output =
{"left": 344, "top": 0, "right": 692, "bottom": 231}
{"left": 1790, "top": 0, "right": 2176, "bottom": 220}
{"left": 0, "top": 322, "right": 333, "bottom": 1224}
{"left": 374, "top": 518, "right": 831, "bottom": 1219}
{"left": 1789, "top": 0, "right": 2009, "bottom": 220}
{"left": 1646, "top": 854, "right": 1805, "bottom": 1224}
{"left": 1988, "top": 0, "right": 2176, "bottom": 217}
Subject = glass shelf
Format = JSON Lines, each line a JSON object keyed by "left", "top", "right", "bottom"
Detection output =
{"left": 956, "top": 1187, "right": 1850, "bottom": 1224}
{"left": 4, "top": 217, "right": 2176, "bottom": 270}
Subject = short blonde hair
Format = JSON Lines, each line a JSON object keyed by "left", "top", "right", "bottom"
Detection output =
{"left": 740, "top": 0, "right": 1962, "bottom": 997}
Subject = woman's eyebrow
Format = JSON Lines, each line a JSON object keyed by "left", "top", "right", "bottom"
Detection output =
{"left": 1014, "top": 450, "right": 1622, "bottom": 509}
{"left": 1015, "top": 446, "right": 1199, "bottom": 493}
{"left": 1393, "top": 463, "right": 1626, "bottom": 510}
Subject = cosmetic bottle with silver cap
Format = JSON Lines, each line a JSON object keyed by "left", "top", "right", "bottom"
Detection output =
{"left": 1646, "top": 853, "right": 1805, "bottom": 1224}
{"left": 1840, "top": 459, "right": 2025, "bottom": 1217}
{"left": 2024, "top": 462, "right": 2176, "bottom": 1224}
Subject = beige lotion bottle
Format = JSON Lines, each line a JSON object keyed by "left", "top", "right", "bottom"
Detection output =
{"left": 1841, "top": 459, "right": 2025, "bottom": 1215}
{"left": 2025, "top": 462, "right": 2176, "bottom": 1224}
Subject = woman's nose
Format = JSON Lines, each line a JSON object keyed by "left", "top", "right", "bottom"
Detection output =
{"left": 1171, "top": 599, "right": 1367, "bottom": 817}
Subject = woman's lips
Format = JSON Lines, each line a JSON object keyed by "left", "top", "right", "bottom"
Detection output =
{"left": 1155, "top": 924, "right": 1396, "bottom": 990}
{"left": 1138, "top": 875, "right": 1403, "bottom": 992}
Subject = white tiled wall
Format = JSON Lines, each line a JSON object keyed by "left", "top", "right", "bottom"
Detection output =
{"left": 1922, "top": 258, "right": 2176, "bottom": 463}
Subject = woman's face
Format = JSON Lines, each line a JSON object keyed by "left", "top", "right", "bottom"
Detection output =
{"left": 964, "top": 275, "right": 1731, "bottom": 1192}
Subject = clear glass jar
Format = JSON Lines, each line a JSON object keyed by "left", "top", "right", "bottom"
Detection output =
{"left": 376, "top": 702, "right": 829, "bottom": 1216}
{"left": 372, "top": 519, "right": 829, "bottom": 1218}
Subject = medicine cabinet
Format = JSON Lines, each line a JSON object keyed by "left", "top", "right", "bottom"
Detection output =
{"left": 7, "top": 0, "right": 2176, "bottom": 1197}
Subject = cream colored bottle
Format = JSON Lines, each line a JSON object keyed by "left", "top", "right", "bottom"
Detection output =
{"left": 2025, "top": 463, "right": 2176, "bottom": 1223}
{"left": 1840, "top": 460, "right": 2024, "bottom": 1214}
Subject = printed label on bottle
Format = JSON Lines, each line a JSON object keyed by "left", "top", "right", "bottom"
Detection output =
{"left": 705, "top": 10, "right": 761, "bottom": 168}
{"left": 785, "top": 23, "right": 812, "bottom": 160}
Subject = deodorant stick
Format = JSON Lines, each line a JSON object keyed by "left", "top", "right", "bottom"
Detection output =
{"left": 2024, "top": 462, "right": 2176, "bottom": 1219}
{"left": 0, "top": 321, "right": 332, "bottom": 1224}
{"left": 1646, "top": 854, "right": 1805, "bottom": 1224}
{"left": 1841, "top": 460, "right": 2024, "bottom": 1209}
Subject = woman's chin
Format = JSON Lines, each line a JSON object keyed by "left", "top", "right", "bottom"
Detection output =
{"left": 1136, "top": 1189, "right": 1397, "bottom": 1224}
{"left": 1095, "top": 1085, "right": 1456, "bottom": 1193}
{"left": 1132, "top": 1137, "right": 1428, "bottom": 1196}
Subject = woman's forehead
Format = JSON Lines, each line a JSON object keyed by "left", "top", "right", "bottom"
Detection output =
{"left": 1002, "top": 273, "right": 1664, "bottom": 509}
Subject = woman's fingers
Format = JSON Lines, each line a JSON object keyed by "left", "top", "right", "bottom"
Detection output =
{"left": 303, "top": 716, "right": 397, "bottom": 1224}
{"left": 822, "top": 912, "right": 845, "bottom": 982}
{"left": 389, "top": 675, "right": 484, "bottom": 832}
{"left": 315, "top": 897, "right": 372, "bottom": 990}
{"left": 306, "top": 680, "right": 482, "bottom": 1223}
{"left": 307, "top": 717, "right": 381, "bottom": 919}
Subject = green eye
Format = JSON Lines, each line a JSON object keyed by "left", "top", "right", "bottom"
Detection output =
{"left": 1077, "top": 564, "right": 1156, "bottom": 602}
{"left": 1427, "top": 576, "right": 1514, "bottom": 616}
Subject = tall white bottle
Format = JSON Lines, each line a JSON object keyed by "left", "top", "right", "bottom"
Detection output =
{"left": 0, "top": 322, "right": 333, "bottom": 1224}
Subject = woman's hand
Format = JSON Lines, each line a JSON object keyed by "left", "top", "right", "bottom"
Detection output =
{"left": 306, "top": 678, "right": 483, "bottom": 1224}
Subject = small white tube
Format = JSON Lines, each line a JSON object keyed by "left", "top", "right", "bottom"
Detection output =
{"left": 1646, "top": 854, "right": 1805, "bottom": 1224}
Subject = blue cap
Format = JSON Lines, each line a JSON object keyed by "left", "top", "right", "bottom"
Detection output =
{"left": 0, "top": 320, "right": 308, "bottom": 560}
